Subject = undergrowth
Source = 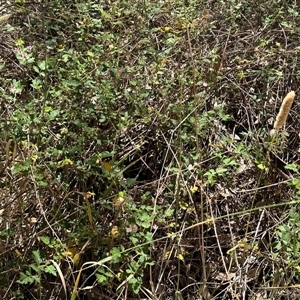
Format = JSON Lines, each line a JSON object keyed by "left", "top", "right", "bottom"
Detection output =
{"left": 1, "top": 0, "right": 300, "bottom": 299}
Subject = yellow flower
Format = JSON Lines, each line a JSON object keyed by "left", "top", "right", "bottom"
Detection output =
{"left": 16, "top": 38, "right": 25, "bottom": 46}
{"left": 110, "top": 226, "right": 119, "bottom": 237}
{"left": 163, "top": 251, "right": 171, "bottom": 260}
{"left": 177, "top": 253, "right": 184, "bottom": 261}
{"left": 87, "top": 51, "right": 94, "bottom": 57}
{"left": 190, "top": 186, "right": 198, "bottom": 193}
{"left": 59, "top": 158, "right": 73, "bottom": 167}
{"left": 60, "top": 128, "right": 68, "bottom": 135}
{"left": 179, "top": 201, "right": 188, "bottom": 210}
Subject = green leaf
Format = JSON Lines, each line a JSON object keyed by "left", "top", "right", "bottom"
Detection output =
{"left": 31, "top": 78, "right": 42, "bottom": 89}
{"left": 126, "top": 177, "right": 136, "bottom": 187}
{"left": 49, "top": 109, "right": 60, "bottom": 120}
{"left": 216, "top": 167, "right": 227, "bottom": 174}
{"left": 96, "top": 273, "right": 107, "bottom": 284}
{"left": 30, "top": 263, "right": 39, "bottom": 272}
{"left": 44, "top": 264, "right": 57, "bottom": 276}
{"left": 289, "top": 208, "right": 299, "bottom": 219}
{"left": 128, "top": 276, "right": 142, "bottom": 294}
{"left": 33, "top": 65, "right": 39, "bottom": 73}
{"left": 31, "top": 274, "right": 41, "bottom": 283}
{"left": 257, "top": 163, "right": 268, "bottom": 171}
{"left": 17, "top": 272, "right": 35, "bottom": 285}
{"left": 32, "top": 249, "right": 42, "bottom": 264}
{"left": 37, "top": 60, "right": 46, "bottom": 70}
{"left": 285, "top": 164, "right": 298, "bottom": 172}
{"left": 40, "top": 236, "right": 50, "bottom": 246}
{"left": 165, "top": 209, "right": 174, "bottom": 217}
{"left": 129, "top": 236, "right": 139, "bottom": 245}
{"left": 68, "top": 79, "right": 81, "bottom": 87}
{"left": 12, "top": 160, "right": 30, "bottom": 175}
{"left": 110, "top": 246, "right": 124, "bottom": 263}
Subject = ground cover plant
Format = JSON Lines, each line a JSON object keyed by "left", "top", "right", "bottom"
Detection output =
{"left": 1, "top": 0, "right": 300, "bottom": 299}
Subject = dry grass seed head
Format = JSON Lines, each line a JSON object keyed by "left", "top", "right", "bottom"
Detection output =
{"left": 273, "top": 91, "right": 295, "bottom": 130}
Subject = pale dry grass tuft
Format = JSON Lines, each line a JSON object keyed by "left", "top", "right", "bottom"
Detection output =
{"left": 273, "top": 91, "right": 295, "bottom": 130}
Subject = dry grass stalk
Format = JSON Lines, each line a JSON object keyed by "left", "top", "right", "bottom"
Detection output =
{"left": 273, "top": 91, "right": 295, "bottom": 130}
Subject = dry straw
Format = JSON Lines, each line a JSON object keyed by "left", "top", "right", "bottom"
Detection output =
{"left": 0, "top": 14, "right": 11, "bottom": 24}
{"left": 273, "top": 91, "right": 295, "bottom": 130}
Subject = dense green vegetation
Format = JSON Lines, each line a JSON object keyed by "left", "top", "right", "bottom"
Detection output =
{"left": 1, "top": 0, "right": 300, "bottom": 299}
